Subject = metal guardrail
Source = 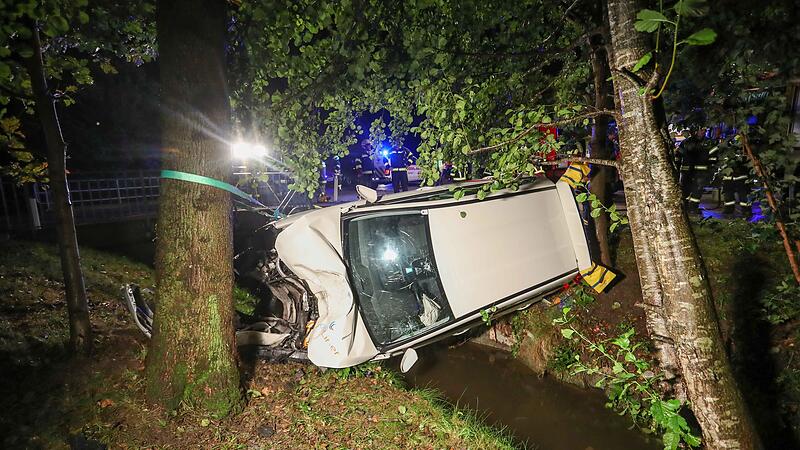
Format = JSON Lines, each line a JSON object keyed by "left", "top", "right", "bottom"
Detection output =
{"left": 32, "top": 171, "right": 161, "bottom": 227}
{"left": 0, "top": 170, "right": 308, "bottom": 233}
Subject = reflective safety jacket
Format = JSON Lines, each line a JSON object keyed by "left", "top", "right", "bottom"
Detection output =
{"left": 354, "top": 152, "right": 375, "bottom": 174}
{"left": 389, "top": 147, "right": 414, "bottom": 172}
{"left": 677, "top": 137, "right": 717, "bottom": 172}
{"left": 720, "top": 153, "right": 751, "bottom": 182}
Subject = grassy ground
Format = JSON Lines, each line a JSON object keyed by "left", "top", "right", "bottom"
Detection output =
{"left": 0, "top": 239, "right": 517, "bottom": 449}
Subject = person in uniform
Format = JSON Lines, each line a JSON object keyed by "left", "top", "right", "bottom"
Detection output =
{"left": 388, "top": 146, "right": 413, "bottom": 193}
{"left": 720, "top": 141, "right": 752, "bottom": 218}
{"left": 677, "top": 127, "right": 715, "bottom": 212}
{"left": 354, "top": 139, "right": 376, "bottom": 188}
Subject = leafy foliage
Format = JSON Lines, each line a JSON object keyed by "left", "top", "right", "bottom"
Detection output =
{"left": 553, "top": 307, "right": 701, "bottom": 450}
{"left": 761, "top": 276, "right": 800, "bottom": 325}
{"left": 232, "top": 0, "right": 601, "bottom": 195}
{"left": 575, "top": 186, "right": 629, "bottom": 232}
{"left": 0, "top": 0, "right": 155, "bottom": 181}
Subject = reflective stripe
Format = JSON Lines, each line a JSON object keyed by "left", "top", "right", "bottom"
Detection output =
{"left": 694, "top": 165, "right": 709, "bottom": 170}
{"left": 724, "top": 201, "right": 736, "bottom": 206}
{"left": 687, "top": 197, "right": 701, "bottom": 203}
{"left": 722, "top": 176, "right": 733, "bottom": 180}
{"left": 708, "top": 146, "right": 719, "bottom": 155}
{"left": 739, "top": 202, "right": 751, "bottom": 207}
{"left": 733, "top": 175, "right": 748, "bottom": 181}
{"left": 580, "top": 263, "right": 617, "bottom": 293}
{"left": 558, "top": 163, "right": 590, "bottom": 188}
{"left": 391, "top": 168, "right": 408, "bottom": 172}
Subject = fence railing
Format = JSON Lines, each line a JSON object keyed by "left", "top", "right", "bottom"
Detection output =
{"left": 1, "top": 170, "right": 308, "bottom": 233}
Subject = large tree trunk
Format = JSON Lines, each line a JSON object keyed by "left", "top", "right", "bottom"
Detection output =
{"left": 24, "top": 24, "right": 92, "bottom": 353}
{"left": 606, "top": 0, "right": 761, "bottom": 448}
{"left": 588, "top": 32, "right": 614, "bottom": 267}
{"left": 145, "top": 0, "right": 241, "bottom": 416}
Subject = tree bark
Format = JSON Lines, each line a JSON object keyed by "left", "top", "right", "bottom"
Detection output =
{"left": 24, "top": 24, "right": 92, "bottom": 353}
{"left": 145, "top": 0, "right": 241, "bottom": 416}
{"left": 606, "top": 0, "right": 761, "bottom": 448}
{"left": 588, "top": 32, "right": 614, "bottom": 267}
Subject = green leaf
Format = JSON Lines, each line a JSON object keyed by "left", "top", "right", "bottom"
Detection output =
{"left": 561, "top": 328, "right": 575, "bottom": 339}
{"left": 398, "top": 405, "right": 407, "bottom": 415}
{"left": 453, "top": 189, "right": 465, "bottom": 200}
{"left": 684, "top": 432, "right": 702, "bottom": 447}
{"left": 662, "top": 431, "right": 680, "bottom": 450}
{"left": 476, "top": 189, "right": 487, "bottom": 200}
{"left": 631, "top": 52, "right": 652, "bottom": 73}
{"left": 590, "top": 208, "right": 602, "bottom": 218}
{"left": 18, "top": 46, "right": 34, "bottom": 59}
{"left": 674, "top": 0, "right": 709, "bottom": 17}
{"left": 45, "top": 15, "right": 70, "bottom": 36}
{"left": 634, "top": 10, "right": 672, "bottom": 33}
{"left": 683, "top": 28, "right": 717, "bottom": 46}
{"left": 575, "top": 192, "right": 588, "bottom": 202}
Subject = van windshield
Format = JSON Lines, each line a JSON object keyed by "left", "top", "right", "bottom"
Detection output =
{"left": 345, "top": 212, "right": 453, "bottom": 347}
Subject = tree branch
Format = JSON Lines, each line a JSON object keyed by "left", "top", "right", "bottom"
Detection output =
{"left": 611, "top": 68, "right": 645, "bottom": 88}
{"left": 533, "top": 155, "right": 619, "bottom": 168}
{"left": 469, "top": 109, "right": 618, "bottom": 154}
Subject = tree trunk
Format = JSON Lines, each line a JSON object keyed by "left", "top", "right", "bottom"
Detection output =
{"left": 24, "top": 24, "right": 92, "bottom": 353}
{"left": 606, "top": 0, "right": 761, "bottom": 448}
{"left": 588, "top": 32, "right": 614, "bottom": 267}
{"left": 144, "top": 0, "right": 241, "bottom": 416}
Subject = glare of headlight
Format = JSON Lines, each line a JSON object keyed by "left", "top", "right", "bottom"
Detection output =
{"left": 382, "top": 247, "right": 398, "bottom": 261}
{"left": 231, "top": 141, "right": 267, "bottom": 160}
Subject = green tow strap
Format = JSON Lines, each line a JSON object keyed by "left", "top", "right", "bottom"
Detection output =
{"left": 160, "top": 170, "right": 266, "bottom": 208}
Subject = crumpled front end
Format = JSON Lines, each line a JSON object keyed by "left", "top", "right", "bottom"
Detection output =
{"left": 274, "top": 208, "right": 378, "bottom": 368}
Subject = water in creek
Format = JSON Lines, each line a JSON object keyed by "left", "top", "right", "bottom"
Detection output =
{"left": 404, "top": 342, "right": 661, "bottom": 450}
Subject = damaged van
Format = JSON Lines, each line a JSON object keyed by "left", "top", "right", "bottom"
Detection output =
{"left": 125, "top": 175, "right": 601, "bottom": 371}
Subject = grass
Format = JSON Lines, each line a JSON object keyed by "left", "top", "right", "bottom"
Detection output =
{"left": 0, "top": 239, "right": 519, "bottom": 449}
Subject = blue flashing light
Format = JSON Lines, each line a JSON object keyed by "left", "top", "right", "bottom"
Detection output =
{"left": 381, "top": 149, "right": 389, "bottom": 157}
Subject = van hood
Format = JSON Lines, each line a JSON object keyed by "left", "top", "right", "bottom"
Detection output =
{"left": 274, "top": 206, "right": 378, "bottom": 367}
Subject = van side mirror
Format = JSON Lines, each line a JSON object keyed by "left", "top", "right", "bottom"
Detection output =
{"left": 400, "top": 348, "right": 419, "bottom": 373}
{"left": 356, "top": 185, "right": 379, "bottom": 203}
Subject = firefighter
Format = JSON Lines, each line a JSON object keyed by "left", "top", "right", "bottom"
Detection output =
{"left": 720, "top": 142, "right": 752, "bottom": 218}
{"left": 677, "top": 127, "right": 715, "bottom": 212}
{"left": 388, "top": 146, "right": 413, "bottom": 193}
{"left": 354, "top": 139, "right": 376, "bottom": 188}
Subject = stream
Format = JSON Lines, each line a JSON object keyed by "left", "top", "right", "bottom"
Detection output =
{"left": 405, "top": 343, "right": 660, "bottom": 450}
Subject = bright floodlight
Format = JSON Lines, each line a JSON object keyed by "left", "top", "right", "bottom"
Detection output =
{"left": 381, "top": 149, "right": 389, "bottom": 157}
{"left": 231, "top": 141, "right": 267, "bottom": 160}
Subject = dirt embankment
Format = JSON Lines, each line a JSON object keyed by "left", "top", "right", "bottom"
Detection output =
{"left": 0, "top": 239, "right": 516, "bottom": 449}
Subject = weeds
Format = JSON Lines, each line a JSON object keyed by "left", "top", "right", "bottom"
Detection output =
{"left": 761, "top": 276, "right": 800, "bottom": 325}
{"left": 553, "top": 307, "right": 701, "bottom": 450}
{"left": 546, "top": 344, "right": 579, "bottom": 373}
{"left": 233, "top": 286, "right": 259, "bottom": 316}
